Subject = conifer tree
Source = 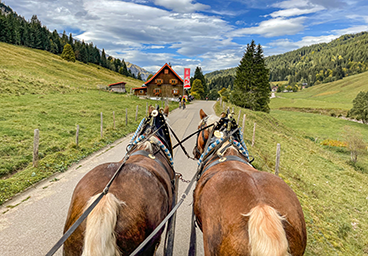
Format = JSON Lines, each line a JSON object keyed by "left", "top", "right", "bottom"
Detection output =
{"left": 137, "top": 72, "right": 142, "bottom": 80}
{"left": 101, "top": 49, "right": 107, "bottom": 68}
{"left": 231, "top": 40, "right": 270, "bottom": 113}
{"left": 61, "top": 43, "right": 76, "bottom": 62}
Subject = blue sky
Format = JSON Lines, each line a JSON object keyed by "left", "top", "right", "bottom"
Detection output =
{"left": 3, "top": 0, "right": 368, "bottom": 76}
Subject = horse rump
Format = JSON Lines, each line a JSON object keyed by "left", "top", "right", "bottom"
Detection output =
{"left": 82, "top": 193, "right": 125, "bottom": 256}
{"left": 243, "top": 204, "right": 289, "bottom": 256}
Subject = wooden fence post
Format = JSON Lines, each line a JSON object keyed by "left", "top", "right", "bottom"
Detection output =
{"left": 135, "top": 105, "right": 138, "bottom": 121}
{"left": 126, "top": 108, "right": 128, "bottom": 126}
{"left": 275, "top": 143, "right": 281, "bottom": 176}
{"left": 220, "top": 98, "right": 222, "bottom": 106}
{"left": 237, "top": 110, "right": 241, "bottom": 124}
{"left": 33, "top": 129, "right": 39, "bottom": 167}
{"left": 232, "top": 107, "right": 234, "bottom": 113}
{"left": 76, "top": 125, "right": 79, "bottom": 146}
{"left": 113, "top": 111, "right": 115, "bottom": 129}
{"left": 252, "top": 122, "right": 256, "bottom": 147}
{"left": 100, "top": 112, "right": 103, "bottom": 138}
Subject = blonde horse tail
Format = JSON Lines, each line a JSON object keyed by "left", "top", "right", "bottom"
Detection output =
{"left": 244, "top": 204, "right": 289, "bottom": 256}
{"left": 82, "top": 193, "right": 124, "bottom": 256}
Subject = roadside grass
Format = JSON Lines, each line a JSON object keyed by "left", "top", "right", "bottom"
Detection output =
{"left": 270, "top": 110, "right": 368, "bottom": 173}
{"left": 215, "top": 102, "right": 368, "bottom": 255}
{"left": 0, "top": 90, "right": 177, "bottom": 204}
{"left": 270, "top": 71, "right": 368, "bottom": 113}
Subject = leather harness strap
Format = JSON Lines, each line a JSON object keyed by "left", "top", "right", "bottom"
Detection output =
{"left": 201, "top": 155, "right": 251, "bottom": 177}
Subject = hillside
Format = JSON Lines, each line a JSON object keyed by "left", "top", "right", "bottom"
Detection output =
{"left": 0, "top": 42, "right": 144, "bottom": 95}
{"left": 214, "top": 102, "right": 368, "bottom": 255}
{"left": 270, "top": 71, "right": 368, "bottom": 114}
{"left": 205, "top": 31, "right": 368, "bottom": 90}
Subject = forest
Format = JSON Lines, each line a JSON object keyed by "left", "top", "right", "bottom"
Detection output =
{"left": 205, "top": 32, "right": 368, "bottom": 91}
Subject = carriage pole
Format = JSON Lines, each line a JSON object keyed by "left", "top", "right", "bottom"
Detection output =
{"left": 164, "top": 174, "right": 180, "bottom": 256}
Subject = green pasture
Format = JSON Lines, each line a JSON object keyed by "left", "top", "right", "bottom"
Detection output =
{"left": 215, "top": 101, "right": 368, "bottom": 255}
{"left": 270, "top": 71, "right": 368, "bottom": 112}
{"left": 0, "top": 42, "right": 143, "bottom": 96}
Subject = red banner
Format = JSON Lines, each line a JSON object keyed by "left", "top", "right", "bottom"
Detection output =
{"left": 184, "top": 68, "right": 191, "bottom": 89}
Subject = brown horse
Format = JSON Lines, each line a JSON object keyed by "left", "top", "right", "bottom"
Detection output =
{"left": 63, "top": 106, "right": 175, "bottom": 256}
{"left": 192, "top": 109, "right": 307, "bottom": 256}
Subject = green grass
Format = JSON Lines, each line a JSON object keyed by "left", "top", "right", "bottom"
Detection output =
{"left": 216, "top": 102, "right": 368, "bottom": 255}
{"left": 270, "top": 71, "right": 368, "bottom": 113}
{"left": 0, "top": 42, "right": 177, "bottom": 204}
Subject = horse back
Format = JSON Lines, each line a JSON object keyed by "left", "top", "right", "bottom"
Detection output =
{"left": 194, "top": 162, "right": 307, "bottom": 255}
{"left": 64, "top": 159, "right": 173, "bottom": 255}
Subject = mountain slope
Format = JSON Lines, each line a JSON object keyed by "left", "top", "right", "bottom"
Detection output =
{"left": 205, "top": 31, "right": 368, "bottom": 89}
{"left": 126, "top": 61, "right": 152, "bottom": 81}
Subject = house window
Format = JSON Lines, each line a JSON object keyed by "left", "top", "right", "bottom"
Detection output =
{"left": 164, "top": 69, "right": 169, "bottom": 74}
{"left": 170, "top": 79, "right": 177, "bottom": 85}
{"left": 139, "top": 90, "right": 144, "bottom": 94}
{"left": 154, "top": 88, "right": 161, "bottom": 96}
{"left": 156, "top": 79, "right": 163, "bottom": 85}
{"left": 172, "top": 89, "right": 179, "bottom": 95}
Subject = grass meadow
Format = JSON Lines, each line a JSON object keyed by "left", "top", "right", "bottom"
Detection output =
{"left": 270, "top": 71, "right": 368, "bottom": 114}
{"left": 215, "top": 101, "right": 368, "bottom": 255}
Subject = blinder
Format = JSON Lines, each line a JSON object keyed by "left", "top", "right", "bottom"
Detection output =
{"left": 139, "top": 106, "right": 173, "bottom": 155}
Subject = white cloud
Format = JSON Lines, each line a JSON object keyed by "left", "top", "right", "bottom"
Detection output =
{"left": 269, "top": 6, "right": 325, "bottom": 18}
{"left": 231, "top": 17, "right": 306, "bottom": 38}
{"left": 153, "top": 0, "right": 210, "bottom": 13}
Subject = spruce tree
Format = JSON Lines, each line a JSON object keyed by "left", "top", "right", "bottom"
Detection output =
{"left": 101, "top": 49, "right": 107, "bottom": 68}
{"left": 231, "top": 40, "right": 270, "bottom": 113}
{"left": 61, "top": 43, "right": 76, "bottom": 62}
{"left": 137, "top": 72, "right": 142, "bottom": 80}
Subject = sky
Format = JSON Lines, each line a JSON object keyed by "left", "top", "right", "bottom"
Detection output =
{"left": 3, "top": 0, "right": 368, "bottom": 77}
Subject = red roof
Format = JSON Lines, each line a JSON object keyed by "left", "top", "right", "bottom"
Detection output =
{"left": 132, "top": 87, "right": 147, "bottom": 90}
{"left": 108, "top": 81, "right": 126, "bottom": 86}
{"left": 144, "top": 63, "right": 184, "bottom": 85}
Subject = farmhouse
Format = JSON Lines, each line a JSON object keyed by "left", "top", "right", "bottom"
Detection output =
{"left": 144, "top": 63, "right": 184, "bottom": 98}
{"left": 108, "top": 81, "right": 126, "bottom": 93}
{"left": 132, "top": 86, "right": 148, "bottom": 96}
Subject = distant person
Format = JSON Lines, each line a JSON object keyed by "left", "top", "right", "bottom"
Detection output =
{"left": 182, "top": 97, "right": 187, "bottom": 109}
{"left": 179, "top": 95, "right": 182, "bottom": 108}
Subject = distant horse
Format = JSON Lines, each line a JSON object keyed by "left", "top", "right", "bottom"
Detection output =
{"left": 192, "top": 109, "right": 307, "bottom": 256}
{"left": 63, "top": 106, "right": 175, "bottom": 256}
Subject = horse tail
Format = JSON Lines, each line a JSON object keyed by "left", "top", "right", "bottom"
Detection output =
{"left": 244, "top": 204, "right": 289, "bottom": 256}
{"left": 82, "top": 193, "right": 124, "bottom": 256}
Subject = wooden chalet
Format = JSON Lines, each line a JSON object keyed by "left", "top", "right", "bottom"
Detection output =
{"left": 108, "top": 81, "right": 126, "bottom": 93}
{"left": 132, "top": 86, "right": 148, "bottom": 96}
{"left": 144, "top": 63, "right": 183, "bottom": 98}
